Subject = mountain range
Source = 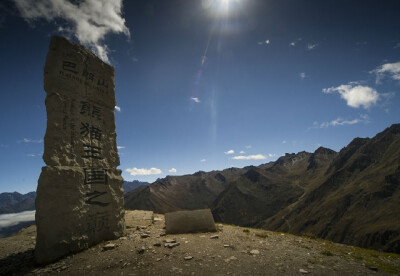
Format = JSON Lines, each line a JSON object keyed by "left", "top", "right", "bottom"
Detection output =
{"left": 124, "top": 124, "right": 400, "bottom": 253}
{"left": 0, "top": 181, "right": 148, "bottom": 215}
{"left": 0, "top": 192, "right": 36, "bottom": 214}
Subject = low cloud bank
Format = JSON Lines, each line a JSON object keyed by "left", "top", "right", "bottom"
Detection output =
{"left": 0, "top": 210, "right": 35, "bottom": 229}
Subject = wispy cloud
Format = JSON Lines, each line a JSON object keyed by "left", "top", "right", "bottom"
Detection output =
{"left": 117, "top": 146, "right": 125, "bottom": 149}
{"left": 239, "top": 150, "right": 245, "bottom": 154}
{"left": 200, "top": 159, "right": 206, "bottom": 162}
{"left": 232, "top": 154, "right": 266, "bottom": 160}
{"left": 299, "top": 72, "right": 306, "bottom": 79}
{"left": 13, "top": 0, "right": 130, "bottom": 63}
{"left": 268, "top": 153, "right": 277, "bottom": 158}
{"left": 191, "top": 97, "right": 201, "bottom": 103}
{"left": 245, "top": 145, "right": 252, "bottom": 149}
{"left": 282, "top": 140, "right": 287, "bottom": 144}
{"left": 0, "top": 144, "right": 8, "bottom": 148}
{"left": 307, "top": 43, "right": 318, "bottom": 50}
{"left": 258, "top": 39, "right": 270, "bottom": 45}
{"left": 27, "top": 153, "right": 37, "bottom": 157}
{"left": 0, "top": 210, "right": 35, "bottom": 229}
{"left": 115, "top": 106, "right": 121, "bottom": 112}
{"left": 168, "top": 168, "right": 177, "bottom": 173}
{"left": 224, "top": 149, "right": 235, "bottom": 155}
{"left": 19, "top": 138, "right": 43, "bottom": 143}
{"left": 322, "top": 83, "right": 379, "bottom": 109}
{"left": 126, "top": 167, "right": 162, "bottom": 176}
{"left": 289, "top": 42, "right": 296, "bottom": 46}
{"left": 370, "top": 61, "right": 400, "bottom": 84}
{"left": 318, "top": 114, "right": 369, "bottom": 128}
{"left": 394, "top": 43, "right": 400, "bottom": 49}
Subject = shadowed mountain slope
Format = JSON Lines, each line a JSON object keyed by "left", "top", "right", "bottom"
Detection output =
{"left": 0, "top": 192, "right": 36, "bottom": 214}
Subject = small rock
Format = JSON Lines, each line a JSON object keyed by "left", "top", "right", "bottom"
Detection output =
{"left": 103, "top": 243, "right": 116, "bottom": 251}
{"left": 367, "top": 266, "right": 378, "bottom": 272}
{"left": 230, "top": 256, "right": 237, "bottom": 260}
{"left": 141, "top": 234, "right": 150, "bottom": 238}
{"left": 184, "top": 256, "right": 193, "bottom": 261}
{"left": 154, "top": 217, "right": 163, "bottom": 221}
{"left": 299, "top": 269, "right": 309, "bottom": 274}
{"left": 119, "top": 237, "right": 127, "bottom": 240}
{"left": 164, "top": 238, "right": 176, "bottom": 243}
{"left": 153, "top": 242, "right": 162, "bottom": 247}
{"left": 200, "top": 235, "right": 206, "bottom": 238}
{"left": 249, "top": 250, "right": 260, "bottom": 255}
{"left": 224, "top": 244, "right": 230, "bottom": 248}
{"left": 210, "top": 235, "right": 219, "bottom": 239}
{"left": 156, "top": 258, "right": 162, "bottom": 262}
{"left": 137, "top": 247, "right": 145, "bottom": 254}
{"left": 160, "top": 233, "right": 166, "bottom": 237}
{"left": 165, "top": 242, "right": 180, "bottom": 248}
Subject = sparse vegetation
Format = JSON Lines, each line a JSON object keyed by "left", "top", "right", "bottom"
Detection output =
{"left": 255, "top": 232, "right": 269, "bottom": 238}
{"left": 321, "top": 250, "right": 334, "bottom": 256}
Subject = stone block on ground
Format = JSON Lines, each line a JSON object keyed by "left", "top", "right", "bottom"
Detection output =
{"left": 165, "top": 209, "right": 216, "bottom": 234}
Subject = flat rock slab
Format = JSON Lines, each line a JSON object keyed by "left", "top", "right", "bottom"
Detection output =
{"left": 165, "top": 209, "right": 216, "bottom": 234}
{"left": 125, "top": 210, "right": 154, "bottom": 228}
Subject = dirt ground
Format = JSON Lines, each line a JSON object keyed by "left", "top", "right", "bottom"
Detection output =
{"left": 0, "top": 210, "right": 399, "bottom": 276}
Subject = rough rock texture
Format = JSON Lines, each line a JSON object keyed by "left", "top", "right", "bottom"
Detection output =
{"left": 35, "top": 36, "right": 125, "bottom": 264}
{"left": 165, "top": 209, "right": 216, "bottom": 234}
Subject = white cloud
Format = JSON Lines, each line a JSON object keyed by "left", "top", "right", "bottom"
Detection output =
{"left": 319, "top": 114, "right": 369, "bottom": 128}
{"left": 322, "top": 83, "right": 379, "bottom": 109}
{"left": 191, "top": 97, "right": 200, "bottom": 103}
{"left": 27, "top": 154, "right": 36, "bottom": 157}
{"left": 117, "top": 146, "right": 125, "bottom": 149}
{"left": 290, "top": 42, "right": 296, "bottom": 46}
{"left": 232, "top": 154, "right": 267, "bottom": 160}
{"left": 307, "top": 43, "right": 318, "bottom": 50}
{"left": 245, "top": 145, "right": 252, "bottom": 149}
{"left": 126, "top": 167, "right": 162, "bottom": 176}
{"left": 239, "top": 150, "right": 245, "bottom": 154}
{"left": 115, "top": 106, "right": 121, "bottom": 112}
{"left": 282, "top": 140, "right": 287, "bottom": 144}
{"left": 20, "top": 138, "right": 43, "bottom": 143}
{"left": 268, "top": 153, "right": 276, "bottom": 158}
{"left": 0, "top": 210, "right": 35, "bottom": 229}
{"left": 370, "top": 61, "right": 400, "bottom": 83}
{"left": 258, "top": 40, "right": 270, "bottom": 45}
{"left": 224, "top": 149, "right": 235, "bottom": 155}
{"left": 200, "top": 159, "right": 206, "bottom": 162}
{"left": 299, "top": 72, "right": 306, "bottom": 79}
{"left": 13, "top": 0, "right": 130, "bottom": 63}
{"left": 168, "top": 168, "right": 177, "bottom": 173}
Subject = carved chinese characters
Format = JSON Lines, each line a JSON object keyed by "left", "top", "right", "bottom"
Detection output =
{"left": 35, "top": 36, "right": 125, "bottom": 264}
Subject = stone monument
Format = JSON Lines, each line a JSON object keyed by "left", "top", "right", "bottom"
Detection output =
{"left": 35, "top": 36, "right": 125, "bottom": 264}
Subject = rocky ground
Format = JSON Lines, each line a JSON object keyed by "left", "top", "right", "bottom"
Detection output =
{"left": 0, "top": 210, "right": 399, "bottom": 276}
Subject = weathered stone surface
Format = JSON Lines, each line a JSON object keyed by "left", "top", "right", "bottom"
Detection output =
{"left": 35, "top": 166, "right": 124, "bottom": 263}
{"left": 42, "top": 93, "right": 119, "bottom": 167}
{"left": 35, "top": 36, "right": 125, "bottom": 264}
{"left": 165, "top": 209, "right": 216, "bottom": 234}
{"left": 125, "top": 210, "right": 154, "bottom": 229}
{"left": 44, "top": 36, "right": 116, "bottom": 109}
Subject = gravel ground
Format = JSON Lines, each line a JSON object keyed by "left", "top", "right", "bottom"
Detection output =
{"left": 0, "top": 211, "right": 399, "bottom": 276}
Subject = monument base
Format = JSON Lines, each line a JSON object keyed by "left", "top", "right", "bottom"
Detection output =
{"left": 35, "top": 166, "right": 125, "bottom": 264}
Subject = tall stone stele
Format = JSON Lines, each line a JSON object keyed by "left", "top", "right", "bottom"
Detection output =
{"left": 35, "top": 36, "right": 125, "bottom": 264}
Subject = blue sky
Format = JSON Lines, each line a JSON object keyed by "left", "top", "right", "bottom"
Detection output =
{"left": 0, "top": 0, "right": 399, "bottom": 193}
